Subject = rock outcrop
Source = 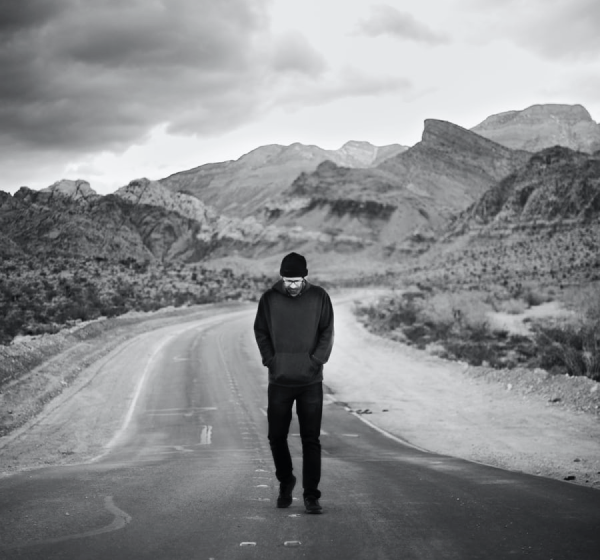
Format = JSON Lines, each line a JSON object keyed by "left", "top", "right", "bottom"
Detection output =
{"left": 41, "top": 179, "right": 98, "bottom": 201}
{"left": 452, "top": 146, "right": 600, "bottom": 231}
{"left": 471, "top": 104, "right": 600, "bottom": 154}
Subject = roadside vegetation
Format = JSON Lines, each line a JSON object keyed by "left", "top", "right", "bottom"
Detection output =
{"left": 355, "top": 281, "right": 600, "bottom": 382}
{"left": 0, "top": 255, "right": 271, "bottom": 347}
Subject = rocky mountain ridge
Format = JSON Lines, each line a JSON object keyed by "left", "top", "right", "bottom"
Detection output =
{"left": 260, "top": 119, "right": 531, "bottom": 257}
{"left": 159, "top": 140, "right": 407, "bottom": 218}
{"left": 450, "top": 146, "right": 600, "bottom": 234}
{"left": 3, "top": 103, "right": 599, "bottom": 275}
{"left": 471, "top": 104, "right": 600, "bottom": 154}
{"left": 407, "top": 146, "right": 600, "bottom": 291}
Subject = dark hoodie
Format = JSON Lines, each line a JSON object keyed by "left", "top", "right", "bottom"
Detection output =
{"left": 254, "top": 280, "right": 334, "bottom": 386}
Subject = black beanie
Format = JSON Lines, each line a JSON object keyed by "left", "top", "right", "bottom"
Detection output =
{"left": 280, "top": 252, "right": 308, "bottom": 277}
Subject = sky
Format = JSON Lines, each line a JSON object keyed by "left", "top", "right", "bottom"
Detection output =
{"left": 1, "top": 0, "right": 599, "bottom": 195}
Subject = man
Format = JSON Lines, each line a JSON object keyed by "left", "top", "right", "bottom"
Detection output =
{"left": 254, "top": 252, "right": 334, "bottom": 514}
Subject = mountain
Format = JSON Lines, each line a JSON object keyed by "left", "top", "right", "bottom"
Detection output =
{"left": 40, "top": 179, "right": 98, "bottom": 201}
{"left": 159, "top": 141, "right": 407, "bottom": 218}
{"left": 0, "top": 178, "right": 337, "bottom": 266}
{"left": 457, "top": 146, "right": 600, "bottom": 228}
{"left": 262, "top": 119, "right": 531, "bottom": 256}
{"left": 409, "top": 146, "right": 600, "bottom": 290}
{"left": 471, "top": 104, "right": 600, "bottom": 154}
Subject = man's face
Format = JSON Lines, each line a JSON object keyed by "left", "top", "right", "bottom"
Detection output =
{"left": 282, "top": 277, "right": 304, "bottom": 297}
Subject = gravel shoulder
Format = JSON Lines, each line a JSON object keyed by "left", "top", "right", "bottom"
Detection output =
{"left": 326, "top": 294, "right": 600, "bottom": 490}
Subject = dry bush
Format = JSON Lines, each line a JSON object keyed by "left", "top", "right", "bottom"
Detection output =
{"left": 419, "top": 291, "right": 492, "bottom": 334}
{"left": 563, "top": 281, "right": 600, "bottom": 324}
{"left": 496, "top": 298, "right": 528, "bottom": 315}
{"left": 533, "top": 282, "right": 600, "bottom": 381}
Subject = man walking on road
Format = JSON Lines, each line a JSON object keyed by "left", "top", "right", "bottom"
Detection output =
{"left": 254, "top": 252, "right": 334, "bottom": 514}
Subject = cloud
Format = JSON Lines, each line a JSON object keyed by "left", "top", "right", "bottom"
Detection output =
{"left": 516, "top": 0, "right": 600, "bottom": 60}
{"left": 275, "top": 66, "right": 412, "bottom": 109}
{"left": 356, "top": 4, "right": 449, "bottom": 45}
{"left": 457, "top": 0, "right": 600, "bottom": 60}
{"left": 271, "top": 31, "right": 328, "bottom": 77}
{"left": 0, "top": 0, "right": 271, "bottom": 158}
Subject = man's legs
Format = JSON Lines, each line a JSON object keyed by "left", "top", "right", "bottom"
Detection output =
{"left": 267, "top": 384, "right": 295, "bottom": 484}
{"left": 296, "top": 382, "right": 323, "bottom": 499}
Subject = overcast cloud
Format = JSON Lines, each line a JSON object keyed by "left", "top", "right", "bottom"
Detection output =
{"left": 0, "top": 0, "right": 598, "bottom": 193}
{"left": 356, "top": 4, "right": 449, "bottom": 44}
{"left": 0, "top": 0, "right": 271, "bottom": 152}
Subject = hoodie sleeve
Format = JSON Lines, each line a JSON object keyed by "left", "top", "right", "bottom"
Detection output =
{"left": 253, "top": 293, "right": 275, "bottom": 367}
{"left": 312, "top": 291, "right": 334, "bottom": 365}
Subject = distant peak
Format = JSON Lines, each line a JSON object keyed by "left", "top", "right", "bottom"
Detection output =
{"left": 475, "top": 103, "right": 594, "bottom": 130}
{"left": 42, "top": 178, "right": 97, "bottom": 198}
{"left": 340, "top": 140, "right": 375, "bottom": 149}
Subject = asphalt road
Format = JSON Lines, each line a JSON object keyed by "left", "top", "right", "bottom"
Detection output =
{"left": 1, "top": 305, "right": 599, "bottom": 559}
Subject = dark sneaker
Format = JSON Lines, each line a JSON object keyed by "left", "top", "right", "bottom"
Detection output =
{"left": 276, "top": 475, "right": 296, "bottom": 508}
{"left": 304, "top": 496, "right": 322, "bottom": 514}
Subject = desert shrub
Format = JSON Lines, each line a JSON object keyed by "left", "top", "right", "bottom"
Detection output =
{"left": 534, "top": 324, "right": 600, "bottom": 380}
{"left": 519, "top": 282, "right": 550, "bottom": 307}
{"left": 497, "top": 298, "right": 528, "bottom": 315}
{"left": 420, "top": 291, "right": 492, "bottom": 334}
{"left": 565, "top": 281, "right": 600, "bottom": 324}
{"left": 445, "top": 340, "right": 499, "bottom": 366}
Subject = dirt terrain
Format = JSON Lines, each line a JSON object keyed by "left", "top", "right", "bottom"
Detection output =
{"left": 0, "top": 291, "right": 599, "bottom": 490}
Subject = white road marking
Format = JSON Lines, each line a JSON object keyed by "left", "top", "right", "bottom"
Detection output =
{"left": 146, "top": 407, "right": 218, "bottom": 413}
{"left": 104, "top": 335, "right": 175, "bottom": 450}
{"left": 200, "top": 425, "right": 213, "bottom": 445}
{"left": 259, "top": 407, "right": 268, "bottom": 416}
{"left": 350, "top": 412, "right": 431, "bottom": 452}
{"left": 240, "top": 542, "right": 257, "bottom": 547}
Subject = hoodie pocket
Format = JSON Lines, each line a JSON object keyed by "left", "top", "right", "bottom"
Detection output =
{"left": 269, "top": 352, "right": 319, "bottom": 385}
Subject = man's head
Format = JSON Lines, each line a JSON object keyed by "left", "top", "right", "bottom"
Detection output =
{"left": 280, "top": 252, "right": 308, "bottom": 297}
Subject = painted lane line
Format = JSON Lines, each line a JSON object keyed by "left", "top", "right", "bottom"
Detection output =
{"left": 200, "top": 425, "right": 213, "bottom": 445}
{"left": 146, "top": 407, "right": 218, "bottom": 413}
{"left": 104, "top": 335, "right": 175, "bottom": 451}
{"left": 240, "top": 542, "right": 257, "bottom": 547}
{"left": 350, "top": 412, "right": 431, "bottom": 453}
{"left": 284, "top": 541, "right": 302, "bottom": 547}
{"left": 259, "top": 407, "right": 268, "bottom": 417}
{"left": 255, "top": 485, "right": 269, "bottom": 488}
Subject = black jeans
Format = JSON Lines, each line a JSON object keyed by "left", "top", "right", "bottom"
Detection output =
{"left": 267, "top": 382, "right": 323, "bottom": 499}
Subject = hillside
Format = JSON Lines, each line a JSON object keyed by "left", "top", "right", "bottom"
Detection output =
{"left": 3, "top": 104, "right": 600, "bottom": 345}
{"left": 404, "top": 146, "right": 600, "bottom": 290}
{"left": 262, "top": 119, "right": 531, "bottom": 258}
{"left": 159, "top": 141, "right": 407, "bottom": 218}
{"left": 471, "top": 104, "right": 600, "bottom": 154}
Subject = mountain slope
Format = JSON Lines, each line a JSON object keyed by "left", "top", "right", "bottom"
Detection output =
{"left": 409, "top": 146, "right": 600, "bottom": 290}
{"left": 262, "top": 120, "right": 531, "bottom": 256}
{"left": 159, "top": 141, "right": 406, "bottom": 218}
{"left": 471, "top": 104, "right": 600, "bottom": 154}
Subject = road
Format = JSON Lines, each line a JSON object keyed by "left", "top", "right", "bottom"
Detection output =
{"left": 1, "top": 303, "right": 599, "bottom": 559}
